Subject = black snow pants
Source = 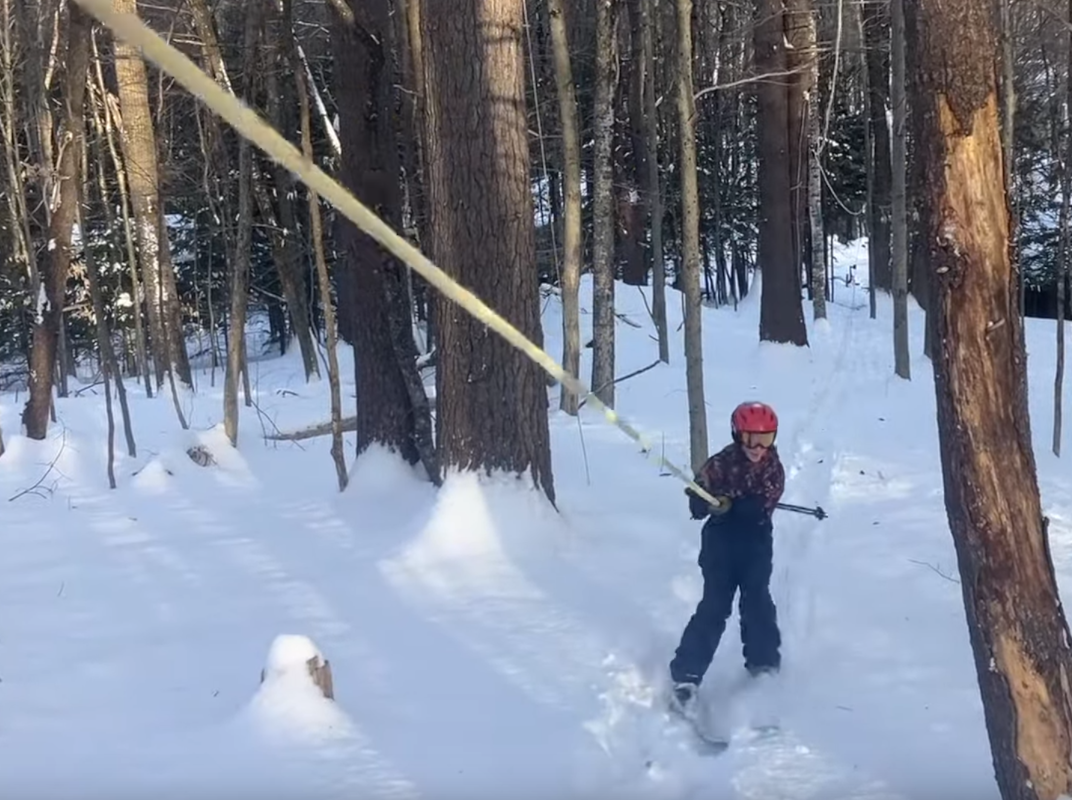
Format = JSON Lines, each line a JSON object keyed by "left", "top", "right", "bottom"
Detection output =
{"left": 669, "top": 515, "right": 781, "bottom": 685}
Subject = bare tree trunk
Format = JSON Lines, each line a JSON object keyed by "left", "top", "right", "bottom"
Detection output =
{"left": 1054, "top": 0, "right": 1070, "bottom": 457}
{"left": 675, "top": 0, "right": 708, "bottom": 469}
{"left": 591, "top": 0, "right": 618, "bottom": 407}
{"left": 92, "top": 36, "right": 151, "bottom": 397}
{"left": 756, "top": 0, "right": 808, "bottom": 346}
{"left": 87, "top": 137, "right": 136, "bottom": 459}
{"left": 547, "top": 0, "right": 583, "bottom": 415}
{"left": 111, "top": 0, "right": 191, "bottom": 391}
{"left": 805, "top": 0, "right": 826, "bottom": 321}
{"left": 863, "top": 0, "right": 892, "bottom": 292}
{"left": 333, "top": 0, "right": 437, "bottom": 482}
{"left": 643, "top": 0, "right": 668, "bottom": 362}
{"left": 891, "top": 0, "right": 909, "bottom": 379}
{"left": 290, "top": 0, "right": 347, "bottom": 490}
{"left": 915, "top": 0, "right": 1072, "bottom": 796}
{"left": 22, "top": 4, "right": 90, "bottom": 439}
{"left": 223, "top": 2, "right": 259, "bottom": 447}
{"left": 421, "top": 0, "right": 555, "bottom": 502}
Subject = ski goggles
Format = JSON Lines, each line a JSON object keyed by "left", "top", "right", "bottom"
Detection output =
{"left": 740, "top": 430, "right": 776, "bottom": 449}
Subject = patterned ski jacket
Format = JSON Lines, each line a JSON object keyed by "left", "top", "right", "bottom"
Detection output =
{"left": 696, "top": 443, "right": 786, "bottom": 514}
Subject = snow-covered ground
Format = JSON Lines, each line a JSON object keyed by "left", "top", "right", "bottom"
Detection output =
{"left": 1, "top": 239, "right": 1070, "bottom": 799}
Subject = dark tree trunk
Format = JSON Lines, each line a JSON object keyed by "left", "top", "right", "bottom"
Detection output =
{"left": 420, "top": 0, "right": 555, "bottom": 502}
{"left": 915, "top": 1, "right": 1072, "bottom": 797}
{"left": 331, "top": 0, "right": 437, "bottom": 480}
{"left": 755, "top": 0, "right": 807, "bottom": 345}
{"left": 23, "top": 5, "right": 90, "bottom": 438}
{"left": 863, "top": 0, "right": 893, "bottom": 292}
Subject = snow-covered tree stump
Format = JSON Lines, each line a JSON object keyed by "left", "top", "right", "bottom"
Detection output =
{"left": 259, "top": 634, "right": 334, "bottom": 700}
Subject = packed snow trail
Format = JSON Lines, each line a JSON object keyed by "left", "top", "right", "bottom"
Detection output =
{"left": 3, "top": 240, "right": 1067, "bottom": 797}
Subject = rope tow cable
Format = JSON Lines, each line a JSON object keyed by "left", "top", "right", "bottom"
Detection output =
{"left": 73, "top": 0, "right": 727, "bottom": 509}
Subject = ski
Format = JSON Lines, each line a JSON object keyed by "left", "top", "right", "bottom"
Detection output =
{"left": 665, "top": 699, "right": 730, "bottom": 756}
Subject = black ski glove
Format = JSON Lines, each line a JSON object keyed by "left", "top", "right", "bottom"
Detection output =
{"left": 686, "top": 487, "right": 710, "bottom": 519}
{"left": 687, "top": 487, "right": 731, "bottom": 520}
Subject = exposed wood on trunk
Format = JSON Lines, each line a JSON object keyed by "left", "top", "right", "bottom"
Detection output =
{"left": 915, "top": 0, "right": 1072, "bottom": 796}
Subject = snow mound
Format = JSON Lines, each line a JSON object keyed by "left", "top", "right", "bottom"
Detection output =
{"left": 243, "top": 634, "right": 352, "bottom": 745}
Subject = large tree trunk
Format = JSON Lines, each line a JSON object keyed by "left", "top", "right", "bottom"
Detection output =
{"left": 420, "top": 0, "right": 555, "bottom": 503}
{"left": 111, "top": 0, "right": 191, "bottom": 390}
{"left": 333, "top": 0, "right": 437, "bottom": 480}
{"left": 22, "top": 4, "right": 90, "bottom": 439}
{"left": 547, "top": 0, "right": 583, "bottom": 415}
{"left": 756, "top": 0, "right": 807, "bottom": 346}
{"left": 915, "top": 1, "right": 1072, "bottom": 797}
{"left": 675, "top": 0, "right": 708, "bottom": 469}
{"left": 590, "top": 0, "right": 618, "bottom": 407}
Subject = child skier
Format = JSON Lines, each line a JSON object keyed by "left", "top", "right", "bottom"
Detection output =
{"left": 669, "top": 400, "right": 786, "bottom": 711}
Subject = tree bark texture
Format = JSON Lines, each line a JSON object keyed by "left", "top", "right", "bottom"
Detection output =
{"left": 891, "top": 0, "right": 910, "bottom": 379}
{"left": 420, "top": 0, "right": 555, "bottom": 502}
{"left": 641, "top": 0, "right": 668, "bottom": 362}
{"left": 591, "top": 0, "right": 618, "bottom": 407}
{"left": 863, "top": 0, "right": 893, "bottom": 292}
{"left": 547, "top": 0, "right": 583, "bottom": 415}
{"left": 804, "top": 0, "right": 826, "bottom": 321}
{"left": 223, "top": 0, "right": 259, "bottom": 447}
{"left": 333, "top": 0, "right": 435, "bottom": 476}
{"left": 22, "top": 4, "right": 90, "bottom": 439}
{"left": 915, "top": 1, "right": 1072, "bottom": 797}
{"left": 111, "top": 0, "right": 191, "bottom": 390}
{"left": 756, "top": 0, "right": 808, "bottom": 346}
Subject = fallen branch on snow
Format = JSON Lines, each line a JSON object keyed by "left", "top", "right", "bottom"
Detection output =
{"left": 266, "top": 416, "right": 357, "bottom": 442}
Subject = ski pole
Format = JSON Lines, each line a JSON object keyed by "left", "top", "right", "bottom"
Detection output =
{"left": 776, "top": 502, "right": 828, "bottom": 520}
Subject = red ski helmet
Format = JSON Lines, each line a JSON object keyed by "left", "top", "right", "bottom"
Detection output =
{"left": 731, "top": 401, "right": 778, "bottom": 447}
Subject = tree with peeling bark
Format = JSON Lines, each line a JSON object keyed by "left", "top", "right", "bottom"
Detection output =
{"left": 914, "top": 1, "right": 1072, "bottom": 797}
{"left": 22, "top": 4, "right": 90, "bottom": 439}
{"left": 420, "top": 0, "right": 554, "bottom": 503}
{"left": 546, "top": 0, "right": 583, "bottom": 415}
